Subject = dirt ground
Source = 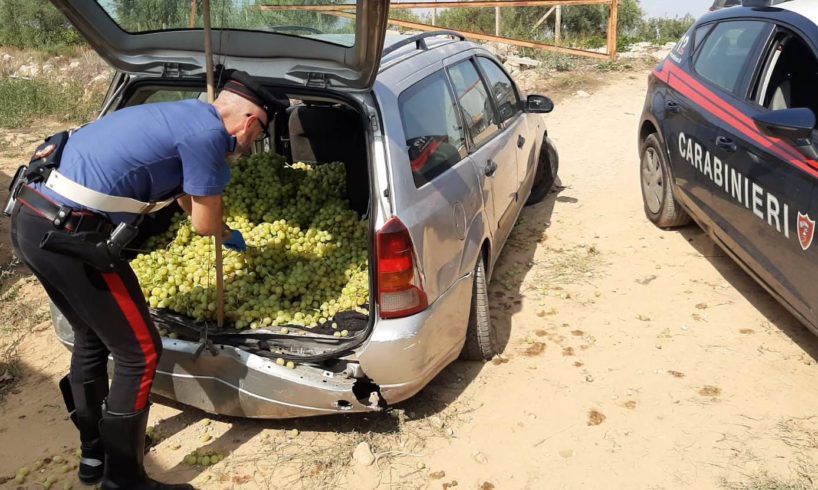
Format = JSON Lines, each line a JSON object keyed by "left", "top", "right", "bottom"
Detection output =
{"left": 1, "top": 68, "right": 817, "bottom": 490}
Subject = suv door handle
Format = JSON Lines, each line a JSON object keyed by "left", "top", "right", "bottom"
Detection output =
{"left": 485, "top": 159, "right": 498, "bottom": 177}
{"left": 716, "top": 136, "right": 737, "bottom": 153}
{"left": 665, "top": 101, "right": 680, "bottom": 114}
{"left": 517, "top": 135, "right": 526, "bottom": 148}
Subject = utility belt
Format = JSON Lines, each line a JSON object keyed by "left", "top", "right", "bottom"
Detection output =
{"left": 15, "top": 185, "right": 140, "bottom": 272}
{"left": 5, "top": 130, "right": 169, "bottom": 271}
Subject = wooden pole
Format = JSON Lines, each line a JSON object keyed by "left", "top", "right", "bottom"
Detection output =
{"left": 495, "top": 6, "right": 501, "bottom": 36}
{"left": 202, "top": 0, "right": 225, "bottom": 328}
{"left": 203, "top": 1, "right": 214, "bottom": 102}
{"left": 607, "top": 0, "right": 618, "bottom": 59}
{"left": 555, "top": 5, "right": 561, "bottom": 43}
{"left": 189, "top": 0, "right": 197, "bottom": 28}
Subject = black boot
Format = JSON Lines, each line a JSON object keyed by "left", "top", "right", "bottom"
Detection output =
{"left": 59, "top": 375, "right": 107, "bottom": 485}
{"left": 99, "top": 405, "right": 194, "bottom": 490}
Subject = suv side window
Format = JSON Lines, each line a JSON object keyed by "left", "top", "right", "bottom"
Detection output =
{"left": 693, "top": 24, "right": 715, "bottom": 53}
{"left": 399, "top": 71, "right": 468, "bottom": 188}
{"left": 693, "top": 21, "right": 768, "bottom": 93}
{"left": 753, "top": 30, "right": 818, "bottom": 117}
{"left": 122, "top": 88, "right": 204, "bottom": 108}
{"left": 477, "top": 57, "right": 521, "bottom": 124}
{"left": 447, "top": 59, "right": 500, "bottom": 147}
{"left": 144, "top": 90, "right": 203, "bottom": 104}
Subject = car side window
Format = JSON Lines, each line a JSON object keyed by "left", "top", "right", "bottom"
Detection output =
{"left": 447, "top": 59, "right": 500, "bottom": 147}
{"left": 476, "top": 57, "right": 521, "bottom": 124}
{"left": 398, "top": 71, "right": 468, "bottom": 188}
{"left": 753, "top": 30, "right": 818, "bottom": 119}
{"left": 693, "top": 24, "right": 715, "bottom": 53}
{"left": 143, "top": 90, "right": 203, "bottom": 104}
{"left": 693, "top": 21, "right": 768, "bottom": 94}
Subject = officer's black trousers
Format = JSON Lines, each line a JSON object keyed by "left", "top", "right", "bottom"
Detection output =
{"left": 10, "top": 204, "right": 162, "bottom": 414}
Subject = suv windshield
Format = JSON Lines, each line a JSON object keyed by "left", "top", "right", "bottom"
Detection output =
{"left": 96, "top": 0, "right": 358, "bottom": 47}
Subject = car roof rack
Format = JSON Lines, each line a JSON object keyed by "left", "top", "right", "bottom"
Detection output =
{"left": 382, "top": 30, "right": 466, "bottom": 58}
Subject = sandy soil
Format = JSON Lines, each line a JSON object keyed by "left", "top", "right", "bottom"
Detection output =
{"left": 1, "top": 69, "right": 817, "bottom": 490}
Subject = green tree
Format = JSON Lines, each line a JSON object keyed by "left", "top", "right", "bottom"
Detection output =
{"left": 561, "top": 0, "right": 643, "bottom": 36}
{"left": 638, "top": 15, "right": 695, "bottom": 43}
{"left": 0, "top": 0, "right": 82, "bottom": 49}
{"left": 435, "top": 0, "right": 643, "bottom": 43}
{"left": 110, "top": 0, "right": 348, "bottom": 34}
{"left": 239, "top": 1, "right": 348, "bottom": 35}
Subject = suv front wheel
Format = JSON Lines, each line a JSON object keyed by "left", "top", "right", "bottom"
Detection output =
{"left": 640, "top": 133, "right": 690, "bottom": 228}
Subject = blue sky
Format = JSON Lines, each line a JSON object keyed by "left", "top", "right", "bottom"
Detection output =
{"left": 641, "top": 0, "right": 714, "bottom": 18}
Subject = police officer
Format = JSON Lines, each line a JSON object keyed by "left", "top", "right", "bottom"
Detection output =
{"left": 8, "top": 71, "right": 281, "bottom": 489}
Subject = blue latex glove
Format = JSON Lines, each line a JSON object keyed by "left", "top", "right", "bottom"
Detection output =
{"left": 223, "top": 229, "right": 246, "bottom": 253}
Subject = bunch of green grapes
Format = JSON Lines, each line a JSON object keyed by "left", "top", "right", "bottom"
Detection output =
{"left": 130, "top": 152, "right": 369, "bottom": 329}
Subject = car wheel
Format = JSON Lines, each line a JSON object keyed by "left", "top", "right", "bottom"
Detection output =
{"left": 526, "top": 136, "right": 559, "bottom": 206}
{"left": 460, "top": 256, "right": 498, "bottom": 361}
{"left": 640, "top": 133, "right": 691, "bottom": 228}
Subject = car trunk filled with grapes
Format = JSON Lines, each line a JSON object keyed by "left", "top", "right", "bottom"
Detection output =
{"left": 128, "top": 94, "right": 374, "bottom": 362}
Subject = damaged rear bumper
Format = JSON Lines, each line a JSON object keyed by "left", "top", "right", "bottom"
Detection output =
{"left": 50, "top": 304, "right": 382, "bottom": 419}
{"left": 48, "top": 272, "right": 472, "bottom": 419}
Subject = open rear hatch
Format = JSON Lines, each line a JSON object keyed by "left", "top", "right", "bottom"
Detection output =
{"left": 49, "top": 0, "right": 390, "bottom": 90}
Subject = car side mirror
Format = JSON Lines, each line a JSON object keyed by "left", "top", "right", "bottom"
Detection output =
{"left": 526, "top": 95, "right": 554, "bottom": 114}
{"left": 754, "top": 108, "right": 818, "bottom": 159}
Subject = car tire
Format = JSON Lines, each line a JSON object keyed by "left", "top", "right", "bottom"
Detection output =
{"left": 526, "top": 136, "right": 559, "bottom": 206}
{"left": 460, "top": 256, "right": 498, "bottom": 361}
{"left": 640, "top": 133, "right": 691, "bottom": 228}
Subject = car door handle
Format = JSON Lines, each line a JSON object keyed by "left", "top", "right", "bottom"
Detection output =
{"left": 485, "top": 159, "right": 498, "bottom": 177}
{"left": 517, "top": 135, "right": 526, "bottom": 148}
{"left": 716, "top": 136, "right": 737, "bottom": 153}
{"left": 665, "top": 101, "right": 681, "bottom": 114}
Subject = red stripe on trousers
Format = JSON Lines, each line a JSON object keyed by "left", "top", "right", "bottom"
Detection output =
{"left": 101, "top": 272, "right": 157, "bottom": 411}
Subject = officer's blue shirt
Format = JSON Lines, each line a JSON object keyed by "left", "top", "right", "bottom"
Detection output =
{"left": 36, "top": 99, "right": 235, "bottom": 224}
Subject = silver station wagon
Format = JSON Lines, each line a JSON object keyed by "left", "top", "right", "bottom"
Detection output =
{"left": 48, "top": 0, "right": 559, "bottom": 418}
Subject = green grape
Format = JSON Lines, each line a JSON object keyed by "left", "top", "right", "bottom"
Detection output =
{"left": 131, "top": 152, "right": 369, "bottom": 330}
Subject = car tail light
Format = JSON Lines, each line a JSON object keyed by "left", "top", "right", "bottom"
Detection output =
{"left": 376, "top": 217, "right": 428, "bottom": 319}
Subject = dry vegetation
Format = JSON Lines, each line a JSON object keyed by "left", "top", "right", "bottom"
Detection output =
{"left": 0, "top": 260, "right": 50, "bottom": 402}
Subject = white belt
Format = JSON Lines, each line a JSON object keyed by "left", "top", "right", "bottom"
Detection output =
{"left": 44, "top": 170, "right": 175, "bottom": 214}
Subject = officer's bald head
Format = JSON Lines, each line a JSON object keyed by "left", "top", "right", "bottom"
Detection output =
{"left": 213, "top": 90, "right": 268, "bottom": 156}
{"left": 214, "top": 90, "right": 267, "bottom": 126}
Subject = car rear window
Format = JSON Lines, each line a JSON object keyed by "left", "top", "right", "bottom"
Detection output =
{"left": 399, "top": 71, "right": 468, "bottom": 188}
{"left": 95, "top": 0, "right": 357, "bottom": 47}
{"left": 694, "top": 21, "right": 768, "bottom": 94}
